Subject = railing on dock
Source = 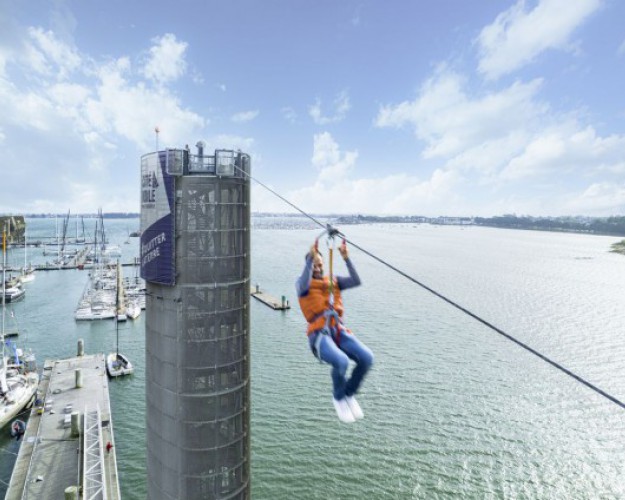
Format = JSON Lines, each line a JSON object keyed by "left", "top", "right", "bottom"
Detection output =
{"left": 83, "top": 406, "right": 107, "bottom": 500}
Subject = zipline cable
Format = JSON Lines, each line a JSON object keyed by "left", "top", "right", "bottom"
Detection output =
{"left": 337, "top": 231, "right": 625, "bottom": 411}
{"left": 234, "top": 164, "right": 625, "bottom": 411}
{"left": 237, "top": 168, "right": 327, "bottom": 230}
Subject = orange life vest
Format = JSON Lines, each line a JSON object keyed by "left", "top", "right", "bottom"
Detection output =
{"left": 298, "top": 277, "right": 344, "bottom": 335}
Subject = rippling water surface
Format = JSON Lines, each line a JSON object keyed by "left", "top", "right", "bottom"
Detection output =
{"left": 2, "top": 219, "right": 624, "bottom": 499}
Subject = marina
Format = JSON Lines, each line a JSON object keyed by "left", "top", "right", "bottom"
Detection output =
{"left": 1, "top": 218, "right": 625, "bottom": 499}
{"left": 74, "top": 261, "right": 145, "bottom": 323}
{"left": 0, "top": 217, "right": 140, "bottom": 499}
{"left": 3, "top": 261, "right": 139, "bottom": 272}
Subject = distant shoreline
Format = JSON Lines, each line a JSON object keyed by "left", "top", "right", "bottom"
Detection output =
{"left": 611, "top": 240, "right": 625, "bottom": 255}
{"left": 5, "top": 212, "right": 625, "bottom": 238}
{"left": 332, "top": 214, "right": 625, "bottom": 238}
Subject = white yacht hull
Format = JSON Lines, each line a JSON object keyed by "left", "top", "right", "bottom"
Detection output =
{"left": 0, "top": 372, "right": 38, "bottom": 429}
{"left": 19, "top": 272, "right": 35, "bottom": 284}
{"left": 106, "top": 353, "right": 134, "bottom": 377}
{"left": 125, "top": 301, "right": 141, "bottom": 320}
{"left": 3, "top": 286, "right": 25, "bottom": 303}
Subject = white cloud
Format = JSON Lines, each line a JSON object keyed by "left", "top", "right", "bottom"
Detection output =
{"left": 501, "top": 130, "right": 567, "bottom": 181}
{"left": 286, "top": 170, "right": 460, "bottom": 215}
{"left": 0, "top": 78, "right": 56, "bottom": 131}
{"left": 0, "top": 26, "right": 208, "bottom": 213}
{"left": 0, "top": 51, "right": 7, "bottom": 78}
{"left": 312, "top": 132, "right": 357, "bottom": 184}
{"left": 48, "top": 82, "right": 91, "bottom": 108}
{"left": 477, "top": 0, "right": 601, "bottom": 80}
{"left": 309, "top": 90, "right": 351, "bottom": 125}
{"left": 564, "top": 182, "right": 625, "bottom": 215}
{"left": 141, "top": 33, "right": 188, "bottom": 85}
{"left": 376, "top": 67, "right": 625, "bottom": 185}
{"left": 27, "top": 27, "right": 82, "bottom": 79}
{"left": 446, "top": 132, "right": 529, "bottom": 179}
{"left": 231, "top": 110, "right": 259, "bottom": 123}
{"left": 85, "top": 57, "right": 205, "bottom": 150}
{"left": 249, "top": 132, "right": 461, "bottom": 215}
{"left": 375, "top": 69, "right": 546, "bottom": 159}
{"left": 375, "top": 65, "right": 625, "bottom": 215}
{"left": 501, "top": 124, "right": 625, "bottom": 181}
{"left": 281, "top": 106, "right": 297, "bottom": 123}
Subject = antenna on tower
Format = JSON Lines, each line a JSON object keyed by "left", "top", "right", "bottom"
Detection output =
{"left": 154, "top": 126, "right": 160, "bottom": 152}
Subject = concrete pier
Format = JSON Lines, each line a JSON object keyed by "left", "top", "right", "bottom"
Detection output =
{"left": 6, "top": 354, "right": 120, "bottom": 500}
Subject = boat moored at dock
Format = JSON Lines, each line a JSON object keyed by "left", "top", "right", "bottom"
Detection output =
{"left": 1, "top": 227, "right": 38, "bottom": 430}
{"left": 106, "top": 352, "right": 134, "bottom": 377}
{"left": 0, "top": 370, "right": 38, "bottom": 430}
{"left": 2, "top": 285, "right": 25, "bottom": 303}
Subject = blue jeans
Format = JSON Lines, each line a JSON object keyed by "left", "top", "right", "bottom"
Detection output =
{"left": 309, "top": 328, "right": 374, "bottom": 401}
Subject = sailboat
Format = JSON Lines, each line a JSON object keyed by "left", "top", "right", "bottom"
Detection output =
{"left": 106, "top": 261, "right": 133, "bottom": 377}
{"left": 125, "top": 298, "right": 141, "bottom": 320}
{"left": 115, "top": 260, "right": 127, "bottom": 322}
{"left": 19, "top": 227, "right": 36, "bottom": 284}
{"left": 1, "top": 227, "right": 38, "bottom": 429}
{"left": 3, "top": 283, "right": 25, "bottom": 303}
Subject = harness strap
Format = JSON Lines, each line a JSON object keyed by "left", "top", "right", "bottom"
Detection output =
{"left": 312, "top": 228, "right": 343, "bottom": 362}
{"left": 313, "top": 309, "right": 342, "bottom": 362}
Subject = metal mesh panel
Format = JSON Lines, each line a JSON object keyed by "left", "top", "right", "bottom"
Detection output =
{"left": 181, "top": 412, "right": 246, "bottom": 450}
{"left": 146, "top": 162, "right": 251, "bottom": 499}
{"left": 181, "top": 334, "right": 246, "bottom": 368}
{"left": 182, "top": 461, "right": 248, "bottom": 499}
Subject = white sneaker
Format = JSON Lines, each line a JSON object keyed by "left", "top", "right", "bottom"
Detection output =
{"left": 344, "top": 396, "right": 364, "bottom": 420}
{"left": 333, "top": 398, "right": 356, "bottom": 423}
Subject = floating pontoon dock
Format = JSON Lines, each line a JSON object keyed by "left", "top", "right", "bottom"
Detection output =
{"left": 6, "top": 351, "right": 120, "bottom": 500}
{"left": 251, "top": 285, "right": 291, "bottom": 310}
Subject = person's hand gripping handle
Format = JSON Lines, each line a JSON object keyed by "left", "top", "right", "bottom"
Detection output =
{"left": 339, "top": 238, "right": 348, "bottom": 260}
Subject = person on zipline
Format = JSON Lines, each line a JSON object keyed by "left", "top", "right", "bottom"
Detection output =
{"left": 296, "top": 238, "right": 374, "bottom": 423}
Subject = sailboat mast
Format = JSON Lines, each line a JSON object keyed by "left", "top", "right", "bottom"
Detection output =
{"left": 56, "top": 215, "right": 59, "bottom": 263}
{"left": 0, "top": 229, "right": 7, "bottom": 375}
{"left": 93, "top": 219, "right": 98, "bottom": 264}
{"left": 116, "top": 260, "right": 121, "bottom": 356}
{"left": 61, "top": 210, "right": 70, "bottom": 257}
{"left": 116, "top": 303, "right": 119, "bottom": 357}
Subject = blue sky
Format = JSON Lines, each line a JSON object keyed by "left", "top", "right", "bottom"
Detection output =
{"left": 0, "top": 0, "right": 624, "bottom": 216}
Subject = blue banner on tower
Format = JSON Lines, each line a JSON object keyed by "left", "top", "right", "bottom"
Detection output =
{"left": 140, "top": 151, "right": 175, "bottom": 285}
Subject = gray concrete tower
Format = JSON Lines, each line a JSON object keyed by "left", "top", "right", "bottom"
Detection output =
{"left": 141, "top": 147, "right": 251, "bottom": 499}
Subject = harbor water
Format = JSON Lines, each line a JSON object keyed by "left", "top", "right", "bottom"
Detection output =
{"left": 2, "top": 218, "right": 625, "bottom": 498}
